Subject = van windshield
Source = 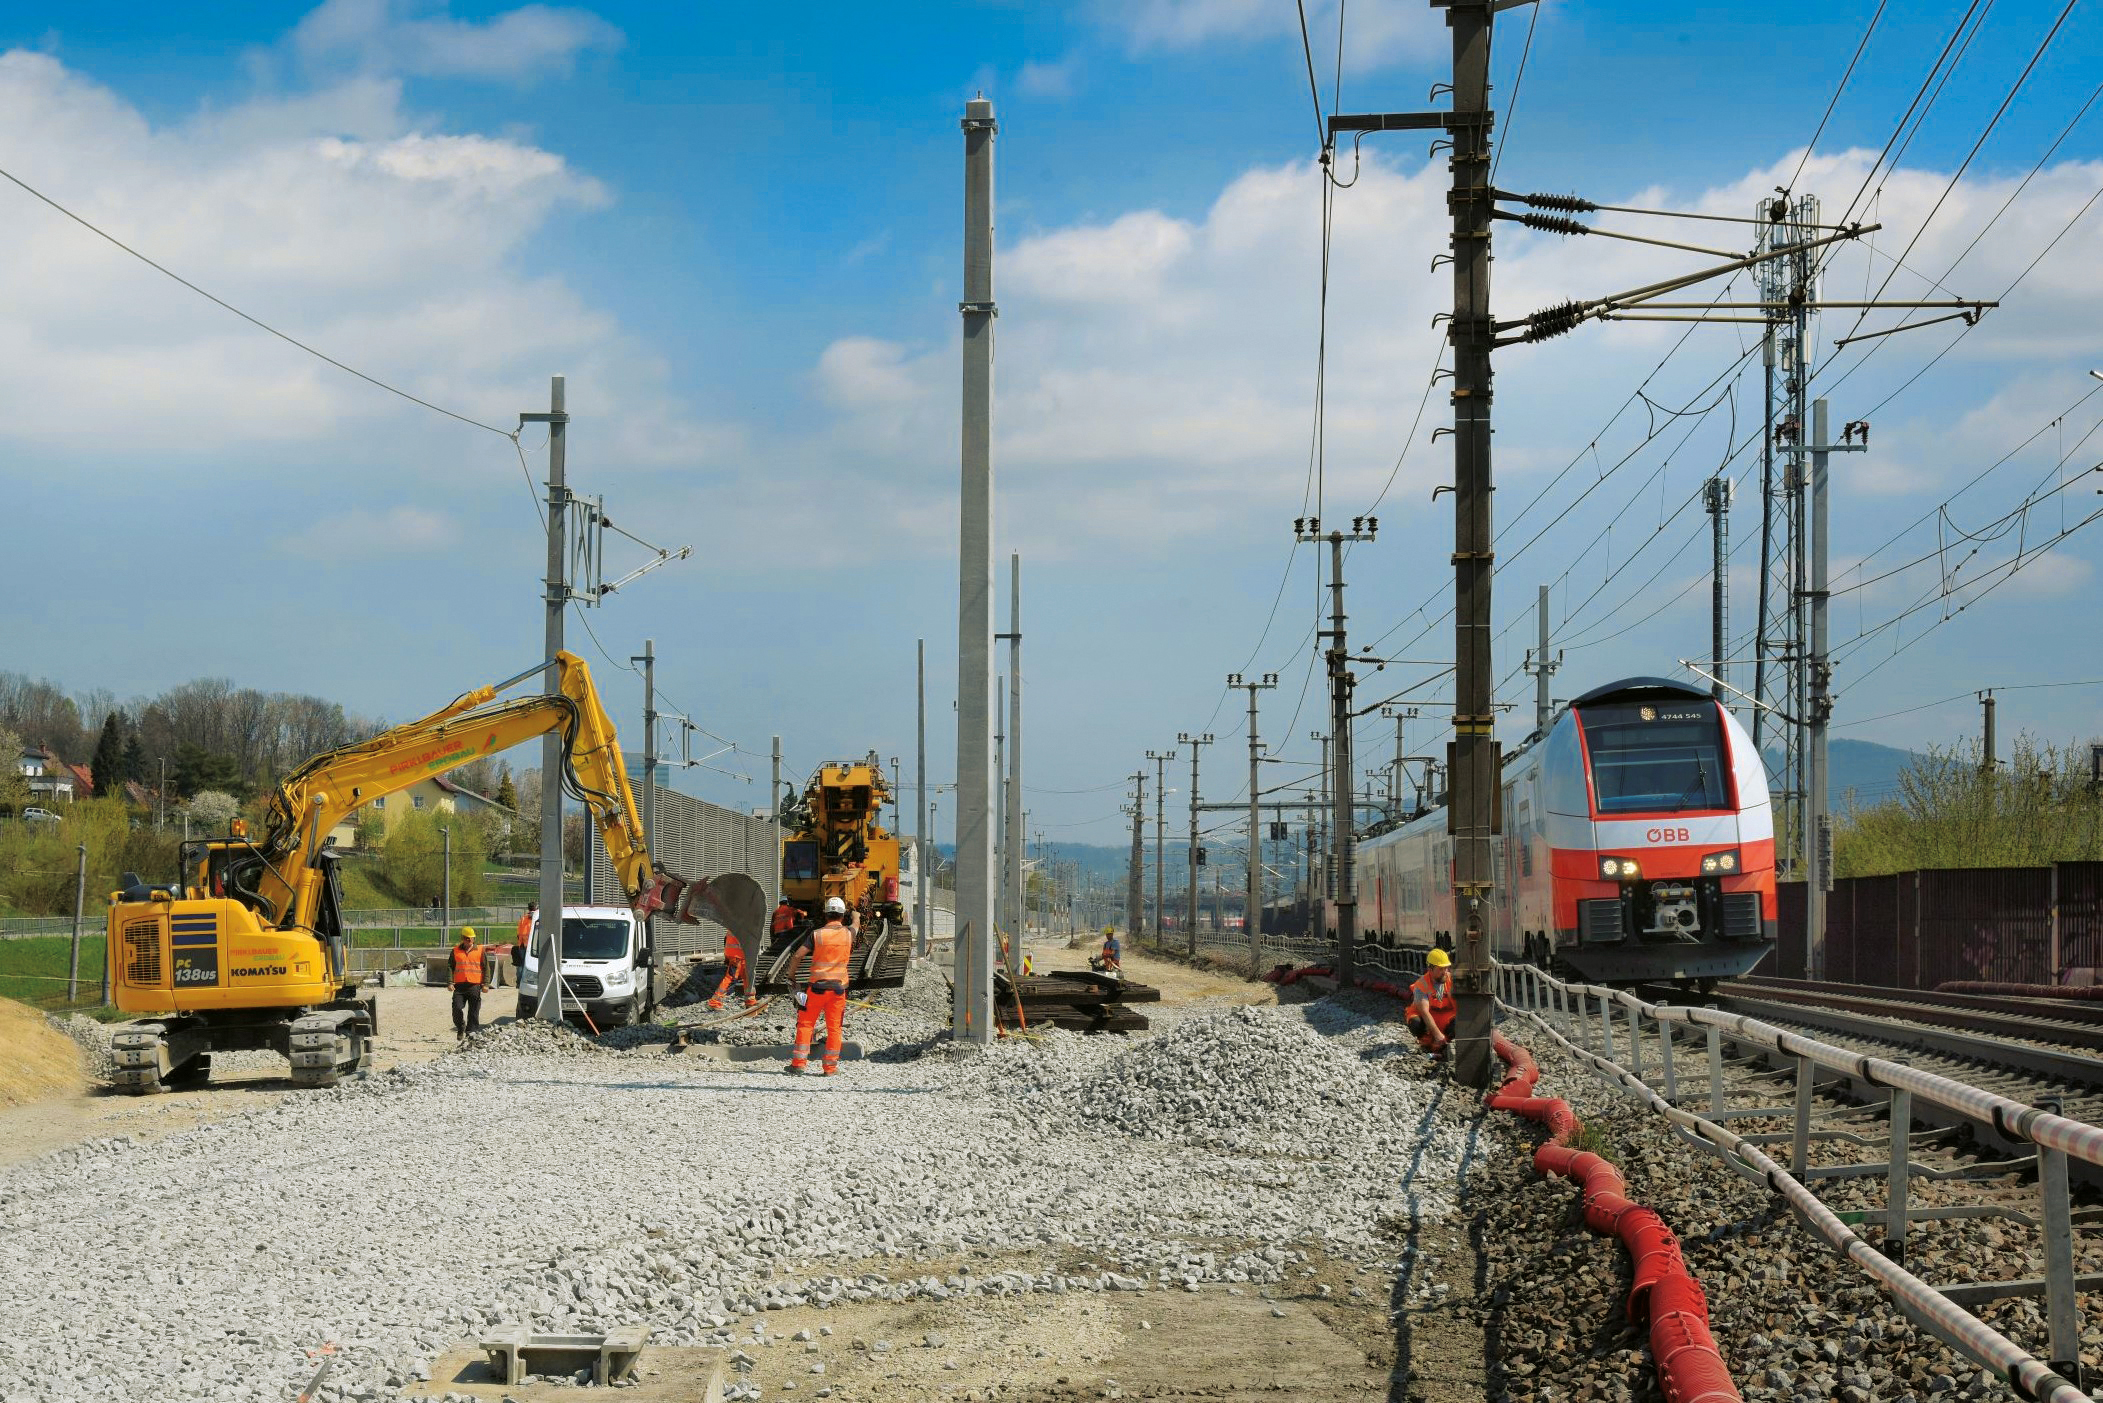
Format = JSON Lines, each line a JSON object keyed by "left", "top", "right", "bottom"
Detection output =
{"left": 560, "top": 917, "right": 631, "bottom": 961}
{"left": 1578, "top": 700, "right": 1730, "bottom": 815}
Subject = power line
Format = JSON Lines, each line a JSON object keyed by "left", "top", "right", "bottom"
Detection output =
{"left": 1784, "top": 0, "right": 1888, "bottom": 197}
{"left": 0, "top": 163, "right": 514, "bottom": 439}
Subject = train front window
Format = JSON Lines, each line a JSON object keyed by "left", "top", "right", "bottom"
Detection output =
{"left": 1578, "top": 701, "right": 1730, "bottom": 815}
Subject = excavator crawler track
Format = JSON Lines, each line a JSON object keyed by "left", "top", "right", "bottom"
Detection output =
{"left": 110, "top": 1018, "right": 212, "bottom": 1095}
{"left": 288, "top": 1007, "right": 371, "bottom": 1088}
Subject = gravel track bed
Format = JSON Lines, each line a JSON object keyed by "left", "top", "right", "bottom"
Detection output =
{"left": 0, "top": 973, "right": 1504, "bottom": 1402}
{"left": 1483, "top": 1021, "right": 2103, "bottom": 1403}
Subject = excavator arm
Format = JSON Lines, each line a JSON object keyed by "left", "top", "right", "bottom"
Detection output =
{"left": 237, "top": 651, "right": 667, "bottom": 935}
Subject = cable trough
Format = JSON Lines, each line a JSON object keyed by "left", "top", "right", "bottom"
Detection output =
{"left": 1494, "top": 962, "right": 2098, "bottom": 1400}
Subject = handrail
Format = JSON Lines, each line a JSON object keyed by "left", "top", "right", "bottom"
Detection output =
{"left": 1497, "top": 978, "right": 2089, "bottom": 1403}
{"left": 1515, "top": 963, "right": 2103, "bottom": 1173}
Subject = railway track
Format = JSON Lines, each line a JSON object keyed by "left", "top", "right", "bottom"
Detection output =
{"left": 1700, "top": 977, "right": 2103, "bottom": 1184}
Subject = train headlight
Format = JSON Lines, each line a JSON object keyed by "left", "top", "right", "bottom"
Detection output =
{"left": 1599, "top": 856, "right": 1641, "bottom": 880}
{"left": 1700, "top": 849, "right": 1741, "bottom": 875}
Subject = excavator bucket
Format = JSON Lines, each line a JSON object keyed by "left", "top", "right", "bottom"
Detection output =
{"left": 676, "top": 873, "right": 768, "bottom": 952}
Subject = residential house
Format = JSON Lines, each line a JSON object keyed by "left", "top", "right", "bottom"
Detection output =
{"left": 64, "top": 761, "right": 96, "bottom": 800}
{"left": 327, "top": 774, "right": 514, "bottom": 849}
{"left": 17, "top": 746, "right": 76, "bottom": 805}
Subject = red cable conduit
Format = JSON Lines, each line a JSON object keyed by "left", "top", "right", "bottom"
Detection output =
{"left": 1289, "top": 966, "right": 1741, "bottom": 1403}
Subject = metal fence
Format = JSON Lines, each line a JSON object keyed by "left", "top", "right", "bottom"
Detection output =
{"left": 588, "top": 784, "right": 788, "bottom": 958}
{"left": 1760, "top": 861, "right": 2103, "bottom": 988}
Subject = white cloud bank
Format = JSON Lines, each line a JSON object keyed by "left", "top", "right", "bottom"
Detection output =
{"left": 289, "top": 0, "right": 623, "bottom": 82}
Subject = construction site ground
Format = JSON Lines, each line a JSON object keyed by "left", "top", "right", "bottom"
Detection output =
{"left": 0, "top": 948, "right": 1508, "bottom": 1403}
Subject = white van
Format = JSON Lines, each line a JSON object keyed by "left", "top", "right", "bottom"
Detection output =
{"left": 516, "top": 906, "right": 653, "bottom": 1028}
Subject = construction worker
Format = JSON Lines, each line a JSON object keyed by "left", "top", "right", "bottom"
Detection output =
{"left": 512, "top": 902, "right": 536, "bottom": 971}
{"left": 706, "top": 927, "right": 756, "bottom": 1011}
{"left": 771, "top": 897, "right": 799, "bottom": 939}
{"left": 449, "top": 926, "right": 489, "bottom": 1041}
{"left": 1098, "top": 928, "right": 1122, "bottom": 972}
{"left": 782, "top": 896, "right": 855, "bottom": 1076}
{"left": 1407, "top": 948, "right": 1458, "bottom": 1058}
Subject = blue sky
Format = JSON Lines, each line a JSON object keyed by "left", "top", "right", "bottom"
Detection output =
{"left": 1, "top": 0, "right": 2099, "bottom": 853}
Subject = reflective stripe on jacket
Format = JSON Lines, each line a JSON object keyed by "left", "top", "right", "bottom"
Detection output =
{"left": 451, "top": 944, "right": 486, "bottom": 986}
{"left": 808, "top": 921, "right": 854, "bottom": 991}
{"left": 1409, "top": 968, "right": 1455, "bottom": 1014}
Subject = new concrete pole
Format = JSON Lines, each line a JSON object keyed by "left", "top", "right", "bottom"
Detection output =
{"left": 953, "top": 95, "right": 998, "bottom": 1044}
{"left": 916, "top": 638, "right": 929, "bottom": 956}
{"left": 441, "top": 824, "right": 451, "bottom": 937}
{"left": 1125, "top": 770, "right": 1146, "bottom": 938}
{"left": 1145, "top": 748, "right": 1171, "bottom": 945}
{"left": 759, "top": 735, "right": 778, "bottom": 1003}
{"left": 1006, "top": 554, "right": 1024, "bottom": 965}
{"left": 1529, "top": 586, "right": 1557, "bottom": 737}
{"left": 529, "top": 374, "right": 569, "bottom": 1022}
{"left": 995, "top": 680, "right": 1007, "bottom": 942}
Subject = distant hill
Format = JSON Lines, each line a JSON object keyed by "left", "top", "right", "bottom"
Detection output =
{"left": 1764, "top": 738, "right": 1918, "bottom": 810}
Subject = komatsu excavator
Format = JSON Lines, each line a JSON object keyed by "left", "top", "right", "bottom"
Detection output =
{"left": 104, "top": 651, "right": 673, "bottom": 1093}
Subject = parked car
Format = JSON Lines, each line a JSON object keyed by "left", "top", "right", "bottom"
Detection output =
{"left": 21, "top": 807, "right": 61, "bottom": 825}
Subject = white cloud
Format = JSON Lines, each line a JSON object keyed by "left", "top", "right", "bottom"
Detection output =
{"left": 1016, "top": 58, "right": 1077, "bottom": 99}
{"left": 1096, "top": 0, "right": 1440, "bottom": 69}
{"left": 279, "top": 505, "right": 457, "bottom": 556}
{"left": 0, "top": 46, "right": 716, "bottom": 480}
{"left": 289, "top": 0, "right": 622, "bottom": 82}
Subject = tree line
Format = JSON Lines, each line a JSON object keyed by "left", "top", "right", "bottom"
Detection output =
{"left": 0, "top": 670, "right": 388, "bottom": 801}
{"left": 1836, "top": 735, "right": 2103, "bottom": 877}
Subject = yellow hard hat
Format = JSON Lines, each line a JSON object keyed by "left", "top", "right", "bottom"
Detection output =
{"left": 1425, "top": 948, "right": 1451, "bottom": 967}
{"left": 459, "top": 926, "right": 476, "bottom": 941}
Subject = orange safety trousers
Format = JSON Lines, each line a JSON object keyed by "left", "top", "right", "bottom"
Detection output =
{"left": 790, "top": 989, "right": 847, "bottom": 1073}
{"left": 708, "top": 954, "right": 751, "bottom": 1008}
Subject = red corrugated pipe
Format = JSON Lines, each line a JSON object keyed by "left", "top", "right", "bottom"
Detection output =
{"left": 1264, "top": 964, "right": 1334, "bottom": 985}
{"left": 1489, "top": 1035, "right": 1741, "bottom": 1403}
{"left": 1936, "top": 980, "right": 2103, "bottom": 1000}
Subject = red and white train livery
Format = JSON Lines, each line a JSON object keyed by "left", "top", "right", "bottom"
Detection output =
{"left": 1355, "top": 676, "right": 1777, "bottom": 986}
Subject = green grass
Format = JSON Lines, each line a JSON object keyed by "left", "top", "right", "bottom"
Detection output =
{"left": 0, "top": 934, "right": 110, "bottom": 1011}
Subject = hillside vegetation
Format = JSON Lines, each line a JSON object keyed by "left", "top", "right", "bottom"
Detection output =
{"left": 1835, "top": 736, "right": 2103, "bottom": 876}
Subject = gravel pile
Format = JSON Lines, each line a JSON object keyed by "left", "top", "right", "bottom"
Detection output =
{"left": 49, "top": 1013, "right": 116, "bottom": 1080}
{"left": 0, "top": 986, "right": 1500, "bottom": 1403}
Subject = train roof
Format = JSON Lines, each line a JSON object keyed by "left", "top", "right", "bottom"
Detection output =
{"left": 1568, "top": 676, "right": 1713, "bottom": 708}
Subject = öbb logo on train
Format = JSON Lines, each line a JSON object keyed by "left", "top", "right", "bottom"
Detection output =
{"left": 1646, "top": 826, "right": 1691, "bottom": 843}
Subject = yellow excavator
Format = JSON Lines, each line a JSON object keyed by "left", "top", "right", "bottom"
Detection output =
{"left": 105, "top": 651, "right": 672, "bottom": 1093}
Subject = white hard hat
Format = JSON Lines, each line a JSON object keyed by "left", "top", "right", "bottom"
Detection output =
{"left": 824, "top": 897, "right": 847, "bottom": 915}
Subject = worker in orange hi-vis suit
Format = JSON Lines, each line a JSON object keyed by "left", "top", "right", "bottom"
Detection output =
{"left": 706, "top": 929, "right": 757, "bottom": 1011}
{"left": 783, "top": 897, "right": 855, "bottom": 1076}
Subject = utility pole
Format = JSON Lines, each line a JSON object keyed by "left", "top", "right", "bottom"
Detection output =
{"left": 1296, "top": 517, "right": 1377, "bottom": 987}
{"left": 633, "top": 638, "right": 658, "bottom": 1018}
{"left": 1311, "top": 731, "right": 1330, "bottom": 902}
{"left": 890, "top": 757, "right": 902, "bottom": 840}
{"left": 1228, "top": 673, "right": 1277, "bottom": 973}
{"left": 954, "top": 94, "right": 998, "bottom": 1044}
{"left": 1523, "top": 586, "right": 1559, "bottom": 738}
{"left": 1704, "top": 478, "right": 1733, "bottom": 702}
{"left": 995, "top": 680, "right": 1006, "bottom": 941}
{"left": 761, "top": 735, "right": 779, "bottom": 1004}
{"left": 1980, "top": 690, "right": 1998, "bottom": 772}
{"left": 1125, "top": 770, "right": 1146, "bottom": 938}
{"left": 1783, "top": 398, "right": 1862, "bottom": 983}
{"left": 1145, "top": 747, "right": 1172, "bottom": 945}
{"left": 1001, "top": 553, "right": 1024, "bottom": 966}
{"left": 1382, "top": 707, "right": 1420, "bottom": 811}
{"left": 916, "top": 638, "right": 929, "bottom": 957}
{"left": 1178, "top": 731, "right": 1214, "bottom": 957}
{"left": 68, "top": 842, "right": 86, "bottom": 1003}
{"left": 522, "top": 374, "right": 568, "bottom": 1022}
{"left": 441, "top": 824, "right": 452, "bottom": 938}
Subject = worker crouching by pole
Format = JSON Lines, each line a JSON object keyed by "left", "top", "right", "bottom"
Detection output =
{"left": 784, "top": 896, "right": 855, "bottom": 1076}
{"left": 1406, "top": 947, "right": 1457, "bottom": 1061}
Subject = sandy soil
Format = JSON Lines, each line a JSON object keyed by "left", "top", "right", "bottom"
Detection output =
{"left": 0, "top": 998, "right": 86, "bottom": 1110}
{"left": 0, "top": 985, "right": 476, "bottom": 1171}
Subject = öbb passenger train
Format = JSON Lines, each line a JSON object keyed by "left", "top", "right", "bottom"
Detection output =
{"left": 1355, "top": 677, "right": 1777, "bottom": 987}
